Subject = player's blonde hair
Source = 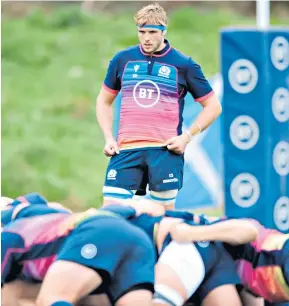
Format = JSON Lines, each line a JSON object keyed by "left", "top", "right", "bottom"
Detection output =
{"left": 134, "top": 3, "right": 168, "bottom": 27}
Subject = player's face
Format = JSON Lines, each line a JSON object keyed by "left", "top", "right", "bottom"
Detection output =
{"left": 138, "top": 28, "right": 164, "bottom": 54}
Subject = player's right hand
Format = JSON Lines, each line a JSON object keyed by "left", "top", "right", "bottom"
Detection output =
{"left": 104, "top": 138, "right": 119, "bottom": 156}
{"left": 170, "top": 223, "right": 195, "bottom": 243}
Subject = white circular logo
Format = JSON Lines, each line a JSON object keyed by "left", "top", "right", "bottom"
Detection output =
{"left": 272, "top": 87, "right": 289, "bottom": 122}
{"left": 273, "top": 141, "right": 289, "bottom": 176}
{"left": 228, "top": 59, "right": 258, "bottom": 93}
{"left": 230, "top": 173, "right": 260, "bottom": 207}
{"left": 230, "top": 116, "right": 259, "bottom": 150}
{"left": 81, "top": 244, "right": 97, "bottom": 259}
{"left": 270, "top": 36, "right": 289, "bottom": 71}
{"left": 133, "top": 80, "right": 160, "bottom": 108}
{"left": 274, "top": 196, "right": 289, "bottom": 231}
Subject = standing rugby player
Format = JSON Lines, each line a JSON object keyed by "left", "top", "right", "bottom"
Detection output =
{"left": 96, "top": 3, "right": 221, "bottom": 209}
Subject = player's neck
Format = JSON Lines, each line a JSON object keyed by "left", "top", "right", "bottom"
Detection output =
{"left": 155, "top": 40, "right": 166, "bottom": 53}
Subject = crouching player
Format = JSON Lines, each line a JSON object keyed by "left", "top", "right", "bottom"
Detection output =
{"left": 129, "top": 211, "right": 245, "bottom": 306}
{"left": 170, "top": 216, "right": 289, "bottom": 305}
{"left": 1, "top": 192, "right": 72, "bottom": 226}
{"left": 2, "top": 205, "right": 157, "bottom": 306}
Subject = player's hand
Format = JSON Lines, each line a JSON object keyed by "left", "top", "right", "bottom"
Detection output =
{"left": 164, "top": 134, "right": 189, "bottom": 154}
{"left": 104, "top": 137, "right": 119, "bottom": 156}
{"left": 170, "top": 223, "right": 195, "bottom": 243}
{"left": 133, "top": 199, "right": 165, "bottom": 217}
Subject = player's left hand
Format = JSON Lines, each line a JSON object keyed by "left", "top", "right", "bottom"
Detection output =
{"left": 164, "top": 134, "right": 189, "bottom": 154}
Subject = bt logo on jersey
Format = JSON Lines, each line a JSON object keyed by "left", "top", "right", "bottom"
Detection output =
{"left": 138, "top": 88, "right": 155, "bottom": 99}
{"left": 133, "top": 80, "right": 160, "bottom": 108}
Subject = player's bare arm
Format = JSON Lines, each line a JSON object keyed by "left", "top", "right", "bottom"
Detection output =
{"left": 170, "top": 218, "right": 258, "bottom": 244}
{"left": 96, "top": 87, "right": 119, "bottom": 156}
{"left": 165, "top": 90, "right": 222, "bottom": 155}
{"left": 190, "top": 93, "right": 222, "bottom": 135}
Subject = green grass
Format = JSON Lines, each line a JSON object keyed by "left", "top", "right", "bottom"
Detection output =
{"left": 2, "top": 5, "right": 288, "bottom": 210}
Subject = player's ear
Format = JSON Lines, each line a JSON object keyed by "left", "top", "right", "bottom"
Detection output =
{"left": 162, "top": 30, "right": 167, "bottom": 36}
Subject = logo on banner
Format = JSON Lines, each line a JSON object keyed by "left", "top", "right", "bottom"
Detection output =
{"left": 272, "top": 87, "right": 289, "bottom": 122}
{"left": 274, "top": 196, "right": 289, "bottom": 231}
{"left": 273, "top": 141, "right": 289, "bottom": 176}
{"left": 228, "top": 59, "right": 258, "bottom": 94}
{"left": 133, "top": 80, "right": 160, "bottom": 108}
{"left": 230, "top": 116, "right": 259, "bottom": 150}
{"left": 230, "top": 173, "right": 260, "bottom": 208}
{"left": 270, "top": 36, "right": 289, "bottom": 71}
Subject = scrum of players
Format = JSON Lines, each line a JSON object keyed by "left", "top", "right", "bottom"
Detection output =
{"left": 1, "top": 193, "right": 289, "bottom": 306}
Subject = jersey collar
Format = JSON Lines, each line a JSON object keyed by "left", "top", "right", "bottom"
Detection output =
{"left": 139, "top": 39, "right": 171, "bottom": 57}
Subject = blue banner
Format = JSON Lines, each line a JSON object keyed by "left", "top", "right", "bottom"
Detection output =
{"left": 221, "top": 28, "right": 289, "bottom": 233}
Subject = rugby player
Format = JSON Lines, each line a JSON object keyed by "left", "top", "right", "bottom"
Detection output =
{"left": 96, "top": 3, "right": 221, "bottom": 209}
{"left": 1, "top": 201, "right": 164, "bottom": 306}
{"left": 170, "top": 215, "right": 289, "bottom": 304}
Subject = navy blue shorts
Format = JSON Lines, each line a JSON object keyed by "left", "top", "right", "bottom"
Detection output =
{"left": 104, "top": 148, "right": 184, "bottom": 192}
{"left": 189, "top": 242, "right": 242, "bottom": 304}
{"left": 56, "top": 217, "right": 156, "bottom": 302}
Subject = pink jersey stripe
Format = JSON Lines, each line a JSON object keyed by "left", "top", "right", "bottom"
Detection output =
{"left": 102, "top": 83, "right": 119, "bottom": 95}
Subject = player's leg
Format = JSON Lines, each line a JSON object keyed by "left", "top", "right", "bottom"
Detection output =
{"left": 147, "top": 149, "right": 184, "bottom": 210}
{"left": 2, "top": 280, "right": 41, "bottom": 306}
{"left": 194, "top": 243, "right": 242, "bottom": 306}
{"left": 116, "top": 290, "right": 153, "bottom": 306}
{"left": 36, "top": 260, "right": 102, "bottom": 306}
{"left": 153, "top": 241, "right": 206, "bottom": 306}
{"left": 108, "top": 223, "right": 156, "bottom": 306}
{"left": 150, "top": 190, "right": 178, "bottom": 210}
{"left": 240, "top": 290, "right": 265, "bottom": 306}
{"left": 201, "top": 284, "right": 242, "bottom": 306}
{"left": 36, "top": 217, "right": 119, "bottom": 306}
{"left": 102, "top": 151, "right": 145, "bottom": 206}
{"left": 78, "top": 294, "right": 112, "bottom": 306}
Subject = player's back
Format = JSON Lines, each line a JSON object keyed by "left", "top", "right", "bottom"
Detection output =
{"left": 2, "top": 213, "right": 71, "bottom": 283}
{"left": 1, "top": 204, "right": 141, "bottom": 284}
{"left": 235, "top": 220, "right": 289, "bottom": 302}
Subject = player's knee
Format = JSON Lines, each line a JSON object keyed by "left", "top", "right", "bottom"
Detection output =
{"left": 103, "top": 186, "right": 135, "bottom": 205}
{"left": 150, "top": 190, "right": 178, "bottom": 208}
{"left": 153, "top": 285, "right": 185, "bottom": 306}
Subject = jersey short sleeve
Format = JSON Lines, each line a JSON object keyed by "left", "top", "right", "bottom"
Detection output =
{"left": 186, "top": 58, "right": 214, "bottom": 102}
{"left": 103, "top": 54, "right": 121, "bottom": 94}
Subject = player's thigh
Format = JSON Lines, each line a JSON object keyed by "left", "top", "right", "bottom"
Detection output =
{"left": 116, "top": 290, "right": 153, "bottom": 306}
{"left": 240, "top": 290, "right": 265, "bottom": 306}
{"left": 2, "top": 279, "right": 41, "bottom": 300}
{"left": 146, "top": 149, "right": 184, "bottom": 201}
{"left": 108, "top": 224, "right": 156, "bottom": 304}
{"left": 154, "top": 241, "right": 206, "bottom": 306}
{"left": 77, "top": 294, "right": 112, "bottom": 306}
{"left": 36, "top": 260, "right": 102, "bottom": 306}
{"left": 194, "top": 243, "right": 242, "bottom": 305}
{"left": 2, "top": 279, "right": 40, "bottom": 306}
{"left": 38, "top": 217, "right": 138, "bottom": 305}
{"left": 149, "top": 190, "right": 178, "bottom": 209}
{"left": 201, "top": 284, "right": 242, "bottom": 306}
{"left": 103, "top": 151, "right": 145, "bottom": 195}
